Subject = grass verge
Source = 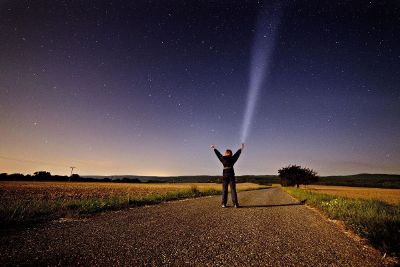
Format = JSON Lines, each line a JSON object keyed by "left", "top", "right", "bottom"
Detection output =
{"left": 283, "top": 187, "right": 400, "bottom": 257}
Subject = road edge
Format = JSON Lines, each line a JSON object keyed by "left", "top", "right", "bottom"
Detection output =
{"left": 280, "top": 187, "right": 399, "bottom": 267}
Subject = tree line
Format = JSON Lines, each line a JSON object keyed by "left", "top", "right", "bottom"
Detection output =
{"left": 0, "top": 172, "right": 142, "bottom": 183}
{"left": 1, "top": 165, "right": 319, "bottom": 187}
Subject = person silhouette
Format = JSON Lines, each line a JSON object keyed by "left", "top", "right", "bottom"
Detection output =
{"left": 211, "top": 143, "right": 244, "bottom": 208}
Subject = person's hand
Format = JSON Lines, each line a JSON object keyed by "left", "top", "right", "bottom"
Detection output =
{"left": 211, "top": 144, "right": 216, "bottom": 149}
{"left": 240, "top": 143, "right": 245, "bottom": 150}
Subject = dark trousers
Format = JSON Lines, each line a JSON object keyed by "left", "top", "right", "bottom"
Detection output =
{"left": 222, "top": 176, "right": 238, "bottom": 206}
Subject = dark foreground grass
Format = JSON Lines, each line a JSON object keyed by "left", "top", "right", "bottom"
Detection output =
{"left": 0, "top": 186, "right": 221, "bottom": 229}
{"left": 283, "top": 187, "right": 400, "bottom": 257}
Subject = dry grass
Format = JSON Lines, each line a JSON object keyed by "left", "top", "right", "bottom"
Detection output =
{"left": 0, "top": 181, "right": 266, "bottom": 226}
{"left": 301, "top": 185, "right": 400, "bottom": 204}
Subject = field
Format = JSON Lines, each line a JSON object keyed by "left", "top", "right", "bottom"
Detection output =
{"left": 283, "top": 187, "right": 400, "bottom": 256}
{"left": 301, "top": 185, "right": 400, "bottom": 204}
{"left": 0, "top": 181, "right": 266, "bottom": 227}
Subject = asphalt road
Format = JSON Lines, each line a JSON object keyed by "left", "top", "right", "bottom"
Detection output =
{"left": 0, "top": 188, "right": 387, "bottom": 266}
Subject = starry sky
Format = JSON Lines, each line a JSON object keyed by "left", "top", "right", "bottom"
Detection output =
{"left": 0, "top": 0, "right": 399, "bottom": 176}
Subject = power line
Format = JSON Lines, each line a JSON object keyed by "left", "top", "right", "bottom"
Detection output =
{"left": 70, "top": 166, "right": 76, "bottom": 176}
{"left": 69, "top": 166, "right": 76, "bottom": 181}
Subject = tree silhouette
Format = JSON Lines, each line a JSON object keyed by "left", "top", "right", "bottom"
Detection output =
{"left": 278, "top": 165, "right": 318, "bottom": 188}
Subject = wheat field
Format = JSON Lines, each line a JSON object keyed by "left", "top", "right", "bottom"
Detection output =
{"left": 300, "top": 185, "right": 400, "bottom": 204}
{"left": 0, "top": 181, "right": 264, "bottom": 201}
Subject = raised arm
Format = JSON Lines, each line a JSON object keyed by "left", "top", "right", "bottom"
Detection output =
{"left": 211, "top": 144, "right": 223, "bottom": 163}
{"left": 232, "top": 143, "right": 244, "bottom": 163}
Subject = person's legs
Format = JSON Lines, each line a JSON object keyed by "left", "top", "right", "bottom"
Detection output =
{"left": 221, "top": 176, "right": 229, "bottom": 206}
{"left": 230, "top": 176, "right": 239, "bottom": 207}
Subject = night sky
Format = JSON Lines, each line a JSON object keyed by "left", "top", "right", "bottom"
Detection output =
{"left": 1, "top": 1, "right": 399, "bottom": 176}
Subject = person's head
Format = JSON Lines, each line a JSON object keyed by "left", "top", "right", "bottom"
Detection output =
{"left": 224, "top": 149, "right": 232, "bottom": 157}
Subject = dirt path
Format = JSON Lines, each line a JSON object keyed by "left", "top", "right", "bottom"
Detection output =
{"left": 0, "top": 188, "right": 386, "bottom": 266}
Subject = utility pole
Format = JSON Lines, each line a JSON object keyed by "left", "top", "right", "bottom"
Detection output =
{"left": 69, "top": 166, "right": 76, "bottom": 182}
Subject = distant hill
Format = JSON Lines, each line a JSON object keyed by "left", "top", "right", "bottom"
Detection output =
{"left": 84, "top": 173, "right": 400, "bottom": 188}
{"left": 0, "top": 173, "right": 277, "bottom": 185}
{"left": 83, "top": 175, "right": 279, "bottom": 185}
{"left": 2, "top": 172, "right": 399, "bottom": 188}
{"left": 316, "top": 174, "right": 400, "bottom": 188}
{"left": 84, "top": 175, "right": 219, "bottom": 183}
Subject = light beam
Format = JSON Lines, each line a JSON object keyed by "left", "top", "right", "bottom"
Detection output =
{"left": 240, "top": 3, "right": 283, "bottom": 143}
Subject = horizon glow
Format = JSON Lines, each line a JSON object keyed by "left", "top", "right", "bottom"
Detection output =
{"left": 240, "top": 5, "right": 283, "bottom": 143}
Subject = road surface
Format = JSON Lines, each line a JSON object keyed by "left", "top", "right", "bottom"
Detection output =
{"left": 0, "top": 188, "right": 387, "bottom": 266}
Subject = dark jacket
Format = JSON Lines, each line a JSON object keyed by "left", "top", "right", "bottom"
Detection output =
{"left": 214, "top": 148, "right": 242, "bottom": 176}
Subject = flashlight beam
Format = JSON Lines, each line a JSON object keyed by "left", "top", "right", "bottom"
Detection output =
{"left": 240, "top": 4, "right": 283, "bottom": 143}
